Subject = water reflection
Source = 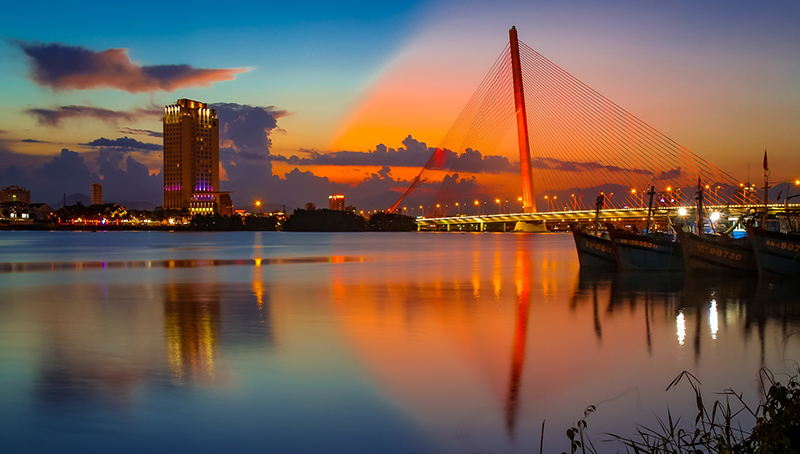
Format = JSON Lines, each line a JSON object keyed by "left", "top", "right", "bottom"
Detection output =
{"left": 164, "top": 282, "right": 221, "bottom": 384}
{"left": 3, "top": 233, "right": 800, "bottom": 453}
{"left": 0, "top": 256, "right": 367, "bottom": 274}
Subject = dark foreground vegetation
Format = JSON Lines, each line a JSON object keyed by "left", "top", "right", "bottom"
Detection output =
{"left": 563, "top": 368, "right": 800, "bottom": 454}
{"left": 2, "top": 207, "right": 417, "bottom": 232}
{"left": 282, "top": 209, "right": 416, "bottom": 232}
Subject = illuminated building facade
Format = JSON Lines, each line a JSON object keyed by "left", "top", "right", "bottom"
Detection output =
{"left": 163, "top": 99, "right": 219, "bottom": 214}
{"left": 1, "top": 185, "right": 31, "bottom": 205}
{"left": 329, "top": 194, "right": 345, "bottom": 211}
{"left": 91, "top": 182, "right": 102, "bottom": 205}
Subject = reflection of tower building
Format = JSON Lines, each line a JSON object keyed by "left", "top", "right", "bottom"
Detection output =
{"left": 91, "top": 182, "right": 102, "bottom": 205}
{"left": 163, "top": 99, "right": 220, "bottom": 214}
{"left": 164, "top": 283, "right": 221, "bottom": 384}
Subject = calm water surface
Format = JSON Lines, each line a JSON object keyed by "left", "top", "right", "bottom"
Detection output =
{"left": 1, "top": 231, "right": 799, "bottom": 453}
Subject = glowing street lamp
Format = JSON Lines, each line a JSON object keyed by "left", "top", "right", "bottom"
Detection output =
{"left": 455, "top": 202, "right": 460, "bottom": 215}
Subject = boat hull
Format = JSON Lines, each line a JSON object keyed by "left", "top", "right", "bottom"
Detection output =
{"left": 572, "top": 228, "right": 615, "bottom": 268}
{"left": 676, "top": 228, "right": 756, "bottom": 273}
{"left": 608, "top": 227, "right": 684, "bottom": 271}
{"left": 747, "top": 226, "right": 800, "bottom": 277}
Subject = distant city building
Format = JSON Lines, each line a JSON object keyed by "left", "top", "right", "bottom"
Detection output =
{"left": 329, "top": 194, "right": 345, "bottom": 211}
{"left": 163, "top": 99, "right": 221, "bottom": 214}
{"left": 1, "top": 185, "right": 31, "bottom": 205}
{"left": 305, "top": 203, "right": 316, "bottom": 211}
{"left": 91, "top": 182, "right": 103, "bottom": 205}
{"left": 219, "top": 194, "right": 234, "bottom": 217}
{"left": 29, "top": 203, "right": 53, "bottom": 220}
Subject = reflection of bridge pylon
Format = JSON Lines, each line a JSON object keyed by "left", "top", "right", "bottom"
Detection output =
{"left": 504, "top": 239, "right": 532, "bottom": 437}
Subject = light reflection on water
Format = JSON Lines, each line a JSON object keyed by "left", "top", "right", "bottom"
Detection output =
{"left": 0, "top": 231, "right": 799, "bottom": 453}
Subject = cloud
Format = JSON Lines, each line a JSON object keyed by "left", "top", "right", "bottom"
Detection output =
{"left": 118, "top": 127, "right": 163, "bottom": 138}
{"left": 26, "top": 104, "right": 161, "bottom": 127}
{"left": 20, "top": 138, "right": 50, "bottom": 143}
{"left": 0, "top": 147, "right": 160, "bottom": 204}
{"left": 275, "top": 136, "right": 519, "bottom": 174}
{"left": 83, "top": 136, "right": 161, "bottom": 152}
{"left": 14, "top": 41, "right": 247, "bottom": 93}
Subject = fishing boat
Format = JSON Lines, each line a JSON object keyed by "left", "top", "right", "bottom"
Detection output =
{"left": 744, "top": 150, "right": 800, "bottom": 278}
{"left": 608, "top": 224, "right": 684, "bottom": 271}
{"left": 606, "top": 186, "right": 683, "bottom": 271}
{"left": 675, "top": 179, "right": 756, "bottom": 273}
{"left": 572, "top": 194, "right": 615, "bottom": 268}
{"left": 676, "top": 227, "right": 756, "bottom": 273}
{"left": 572, "top": 226, "right": 615, "bottom": 268}
{"left": 746, "top": 225, "right": 800, "bottom": 278}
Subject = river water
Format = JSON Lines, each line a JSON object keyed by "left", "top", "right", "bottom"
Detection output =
{"left": 1, "top": 231, "right": 798, "bottom": 453}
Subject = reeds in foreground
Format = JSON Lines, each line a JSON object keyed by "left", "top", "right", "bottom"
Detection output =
{"left": 563, "top": 368, "right": 800, "bottom": 454}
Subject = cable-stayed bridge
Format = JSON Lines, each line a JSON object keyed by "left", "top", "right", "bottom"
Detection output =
{"left": 389, "top": 27, "right": 788, "bottom": 230}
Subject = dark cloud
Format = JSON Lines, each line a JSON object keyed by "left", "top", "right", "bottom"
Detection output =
{"left": 0, "top": 147, "right": 160, "bottom": 205}
{"left": 533, "top": 156, "right": 661, "bottom": 176}
{"left": 275, "top": 136, "right": 519, "bottom": 174}
{"left": 213, "top": 103, "right": 288, "bottom": 155}
{"left": 212, "top": 103, "right": 289, "bottom": 203}
{"left": 25, "top": 104, "right": 161, "bottom": 127}
{"left": 95, "top": 152, "right": 161, "bottom": 203}
{"left": 118, "top": 127, "right": 163, "bottom": 138}
{"left": 20, "top": 138, "right": 50, "bottom": 143}
{"left": 14, "top": 41, "right": 247, "bottom": 93}
{"left": 83, "top": 136, "right": 161, "bottom": 152}
{"left": 656, "top": 167, "right": 683, "bottom": 181}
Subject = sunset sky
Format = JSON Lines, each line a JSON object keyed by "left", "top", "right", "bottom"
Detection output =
{"left": 1, "top": 0, "right": 798, "bottom": 210}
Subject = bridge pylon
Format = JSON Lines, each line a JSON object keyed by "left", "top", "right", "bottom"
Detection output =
{"left": 509, "top": 26, "right": 535, "bottom": 214}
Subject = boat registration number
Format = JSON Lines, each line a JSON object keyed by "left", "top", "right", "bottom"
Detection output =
{"left": 584, "top": 240, "right": 610, "bottom": 253}
{"left": 765, "top": 239, "right": 800, "bottom": 252}
{"left": 618, "top": 238, "right": 659, "bottom": 249}
{"left": 695, "top": 244, "right": 742, "bottom": 261}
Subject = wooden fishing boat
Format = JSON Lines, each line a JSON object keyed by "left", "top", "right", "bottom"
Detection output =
{"left": 571, "top": 226, "right": 615, "bottom": 268}
{"left": 607, "top": 225, "right": 684, "bottom": 271}
{"left": 675, "top": 227, "right": 756, "bottom": 273}
{"left": 746, "top": 225, "right": 800, "bottom": 278}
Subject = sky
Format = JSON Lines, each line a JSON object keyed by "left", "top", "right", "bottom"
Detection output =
{"left": 1, "top": 0, "right": 798, "bottom": 211}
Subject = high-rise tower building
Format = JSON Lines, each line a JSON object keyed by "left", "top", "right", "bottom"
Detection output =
{"left": 329, "top": 194, "right": 345, "bottom": 211}
{"left": 91, "top": 182, "right": 102, "bottom": 205}
{"left": 163, "top": 99, "right": 220, "bottom": 214}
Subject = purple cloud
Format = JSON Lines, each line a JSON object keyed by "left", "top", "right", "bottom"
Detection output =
{"left": 15, "top": 41, "right": 247, "bottom": 93}
{"left": 25, "top": 104, "right": 161, "bottom": 127}
{"left": 83, "top": 136, "right": 162, "bottom": 152}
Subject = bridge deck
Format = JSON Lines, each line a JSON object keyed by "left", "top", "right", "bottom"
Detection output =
{"left": 415, "top": 204, "right": 799, "bottom": 227}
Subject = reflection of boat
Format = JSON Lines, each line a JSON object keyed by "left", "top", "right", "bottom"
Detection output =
{"left": 608, "top": 225, "right": 684, "bottom": 271}
{"left": 571, "top": 227, "right": 614, "bottom": 268}
{"left": 676, "top": 227, "right": 756, "bottom": 273}
{"left": 746, "top": 225, "right": 800, "bottom": 278}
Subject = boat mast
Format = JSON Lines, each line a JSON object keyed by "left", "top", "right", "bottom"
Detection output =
{"left": 594, "top": 193, "right": 605, "bottom": 235}
{"left": 645, "top": 186, "right": 655, "bottom": 233}
{"left": 695, "top": 177, "right": 704, "bottom": 235}
{"left": 762, "top": 150, "right": 769, "bottom": 226}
